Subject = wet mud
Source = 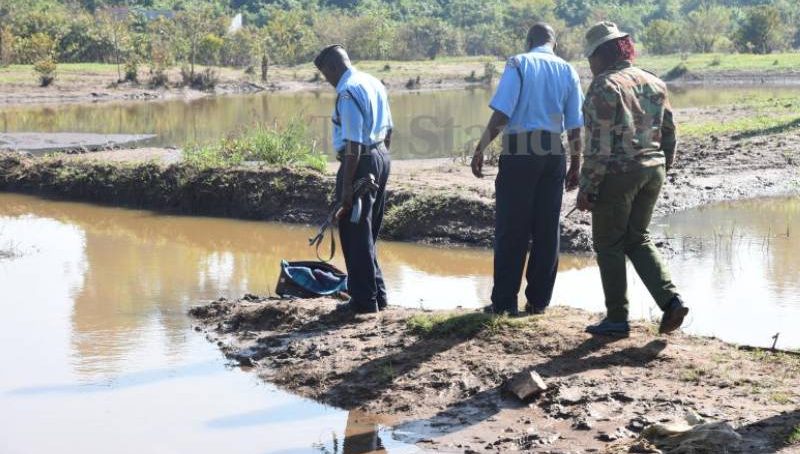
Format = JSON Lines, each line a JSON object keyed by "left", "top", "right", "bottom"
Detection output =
{"left": 190, "top": 296, "right": 800, "bottom": 453}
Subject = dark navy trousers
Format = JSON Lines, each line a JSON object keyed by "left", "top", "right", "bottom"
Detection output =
{"left": 491, "top": 131, "right": 566, "bottom": 313}
{"left": 336, "top": 145, "right": 391, "bottom": 311}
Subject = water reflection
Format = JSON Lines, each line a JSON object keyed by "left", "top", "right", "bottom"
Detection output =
{"left": 0, "top": 194, "right": 422, "bottom": 454}
{"left": 2, "top": 86, "right": 798, "bottom": 159}
{"left": 0, "top": 192, "right": 798, "bottom": 452}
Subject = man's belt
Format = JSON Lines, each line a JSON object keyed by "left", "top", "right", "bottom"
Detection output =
{"left": 335, "top": 141, "right": 385, "bottom": 160}
{"left": 502, "top": 130, "right": 565, "bottom": 156}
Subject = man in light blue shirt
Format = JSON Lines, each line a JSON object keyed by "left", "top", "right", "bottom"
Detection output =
{"left": 315, "top": 44, "right": 393, "bottom": 314}
{"left": 471, "top": 23, "right": 584, "bottom": 317}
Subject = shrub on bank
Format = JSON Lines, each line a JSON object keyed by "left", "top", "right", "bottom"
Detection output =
{"left": 183, "top": 119, "right": 327, "bottom": 172}
{"left": 180, "top": 67, "right": 219, "bottom": 90}
{"left": 33, "top": 58, "right": 57, "bottom": 87}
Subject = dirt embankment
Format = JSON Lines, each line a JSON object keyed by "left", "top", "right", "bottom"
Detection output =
{"left": 0, "top": 64, "right": 488, "bottom": 108}
{"left": 1, "top": 113, "right": 798, "bottom": 252}
{"left": 3, "top": 62, "right": 799, "bottom": 107}
{"left": 190, "top": 296, "right": 800, "bottom": 453}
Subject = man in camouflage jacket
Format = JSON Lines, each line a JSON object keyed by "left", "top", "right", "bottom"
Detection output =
{"left": 577, "top": 22, "right": 689, "bottom": 336}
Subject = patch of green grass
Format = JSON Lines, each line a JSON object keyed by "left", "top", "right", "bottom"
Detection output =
{"left": 374, "top": 360, "right": 396, "bottom": 383}
{"left": 770, "top": 392, "right": 793, "bottom": 405}
{"left": 681, "top": 114, "right": 800, "bottom": 138}
{"left": 183, "top": 118, "right": 327, "bottom": 171}
{"left": 635, "top": 52, "right": 800, "bottom": 75}
{"left": 787, "top": 424, "right": 800, "bottom": 445}
{"left": 406, "top": 312, "right": 536, "bottom": 338}
{"left": 743, "top": 348, "right": 800, "bottom": 372}
{"left": 679, "top": 365, "right": 709, "bottom": 383}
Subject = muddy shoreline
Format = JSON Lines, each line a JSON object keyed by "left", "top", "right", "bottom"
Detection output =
{"left": 1, "top": 67, "right": 799, "bottom": 108}
{"left": 190, "top": 296, "right": 800, "bottom": 453}
{"left": 1, "top": 114, "right": 798, "bottom": 252}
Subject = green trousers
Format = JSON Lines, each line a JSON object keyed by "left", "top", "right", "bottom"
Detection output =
{"left": 592, "top": 165, "right": 679, "bottom": 322}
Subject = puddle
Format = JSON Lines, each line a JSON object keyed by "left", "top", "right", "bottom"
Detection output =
{"left": 0, "top": 193, "right": 798, "bottom": 453}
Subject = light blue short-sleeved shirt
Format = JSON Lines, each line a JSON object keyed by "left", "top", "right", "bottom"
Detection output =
{"left": 332, "top": 68, "right": 393, "bottom": 153}
{"left": 489, "top": 45, "right": 584, "bottom": 135}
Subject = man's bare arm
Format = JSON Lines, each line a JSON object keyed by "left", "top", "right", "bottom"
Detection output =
{"left": 338, "top": 141, "right": 362, "bottom": 216}
{"left": 566, "top": 127, "right": 582, "bottom": 190}
{"left": 471, "top": 110, "right": 509, "bottom": 178}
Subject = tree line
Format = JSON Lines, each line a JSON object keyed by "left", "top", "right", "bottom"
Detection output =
{"left": 0, "top": 0, "right": 797, "bottom": 71}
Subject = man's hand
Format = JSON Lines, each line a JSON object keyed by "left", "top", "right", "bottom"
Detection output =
{"left": 576, "top": 191, "right": 595, "bottom": 212}
{"left": 566, "top": 164, "right": 580, "bottom": 191}
{"left": 337, "top": 188, "right": 354, "bottom": 221}
{"left": 471, "top": 150, "right": 484, "bottom": 178}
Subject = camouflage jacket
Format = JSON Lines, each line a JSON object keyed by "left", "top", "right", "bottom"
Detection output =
{"left": 579, "top": 61, "right": 677, "bottom": 195}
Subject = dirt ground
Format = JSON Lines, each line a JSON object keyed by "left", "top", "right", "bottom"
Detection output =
{"left": 190, "top": 296, "right": 800, "bottom": 453}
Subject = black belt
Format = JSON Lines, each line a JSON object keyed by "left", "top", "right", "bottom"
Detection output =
{"left": 502, "top": 130, "right": 564, "bottom": 156}
{"left": 335, "top": 141, "right": 385, "bottom": 160}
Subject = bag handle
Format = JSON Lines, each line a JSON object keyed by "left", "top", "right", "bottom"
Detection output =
{"left": 313, "top": 225, "right": 337, "bottom": 263}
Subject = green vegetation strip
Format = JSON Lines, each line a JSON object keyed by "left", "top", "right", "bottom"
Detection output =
{"left": 788, "top": 424, "right": 800, "bottom": 445}
{"left": 681, "top": 115, "right": 800, "bottom": 138}
{"left": 183, "top": 119, "right": 327, "bottom": 171}
{"left": 406, "top": 312, "right": 537, "bottom": 338}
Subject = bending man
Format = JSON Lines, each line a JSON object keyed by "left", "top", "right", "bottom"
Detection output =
{"left": 314, "top": 45, "right": 393, "bottom": 314}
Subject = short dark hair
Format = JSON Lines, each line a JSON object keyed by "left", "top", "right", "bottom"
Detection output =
{"left": 526, "top": 23, "right": 556, "bottom": 48}
{"left": 314, "top": 44, "right": 344, "bottom": 69}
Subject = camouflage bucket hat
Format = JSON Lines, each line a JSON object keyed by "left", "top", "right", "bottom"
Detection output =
{"left": 584, "top": 21, "right": 630, "bottom": 58}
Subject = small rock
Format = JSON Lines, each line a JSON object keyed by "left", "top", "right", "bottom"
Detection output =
{"left": 507, "top": 370, "right": 547, "bottom": 400}
{"left": 558, "top": 387, "right": 585, "bottom": 405}
{"left": 572, "top": 417, "right": 594, "bottom": 431}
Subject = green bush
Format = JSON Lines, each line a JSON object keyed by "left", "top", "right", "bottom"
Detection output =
{"left": 33, "top": 58, "right": 57, "bottom": 87}
{"left": 663, "top": 62, "right": 689, "bottom": 81}
{"left": 148, "top": 68, "right": 169, "bottom": 88}
{"left": 180, "top": 66, "right": 218, "bottom": 90}
{"left": 123, "top": 60, "right": 138, "bottom": 83}
{"left": 183, "top": 119, "right": 326, "bottom": 171}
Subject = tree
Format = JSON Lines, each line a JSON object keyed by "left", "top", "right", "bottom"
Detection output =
{"left": 13, "top": 32, "right": 57, "bottom": 64}
{"left": 393, "top": 18, "right": 462, "bottom": 60}
{"left": 198, "top": 33, "right": 224, "bottom": 65}
{"left": 684, "top": 5, "right": 731, "bottom": 53}
{"left": 96, "top": 10, "right": 131, "bottom": 81}
{"left": 0, "top": 27, "right": 14, "bottom": 66}
{"left": 735, "top": 6, "right": 791, "bottom": 54}
{"left": 263, "top": 9, "right": 317, "bottom": 65}
{"left": 174, "top": 5, "right": 218, "bottom": 78}
{"left": 642, "top": 19, "right": 683, "bottom": 55}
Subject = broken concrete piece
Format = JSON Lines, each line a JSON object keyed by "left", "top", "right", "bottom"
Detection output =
{"left": 507, "top": 370, "right": 547, "bottom": 400}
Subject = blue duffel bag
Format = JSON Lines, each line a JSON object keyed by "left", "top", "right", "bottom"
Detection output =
{"left": 275, "top": 260, "right": 348, "bottom": 298}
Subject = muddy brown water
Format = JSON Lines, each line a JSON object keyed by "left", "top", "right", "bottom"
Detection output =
{"left": 0, "top": 193, "right": 798, "bottom": 453}
{"left": 1, "top": 86, "right": 798, "bottom": 158}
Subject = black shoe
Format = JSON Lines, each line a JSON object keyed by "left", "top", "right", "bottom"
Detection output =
{"left": 482, "top": 305, "right": 520, "bottom": 317}
{"left": 525, "top": 302, "right": 547, "bottom": 315}
{"left": 378, "top": 297, "right": 388, "bottom": 311}
{"left": 335, "top": 301, "right": 379, "bottom": 315}
{"left": 659, "top": 296, "right": 689, "bottom": 334}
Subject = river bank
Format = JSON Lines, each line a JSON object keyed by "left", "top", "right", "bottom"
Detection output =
{"left": 190, "top": 295, "right": 800, "bottom": 453}
{"left": 1, "top": 108, "right": 798, "bottom": 252}
{"left": 2, "top": 54, "right": 800, "bottom": 107}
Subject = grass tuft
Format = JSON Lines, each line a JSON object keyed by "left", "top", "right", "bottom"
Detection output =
{"left": 183, "top": 118, "right": 327, "bottom": 171}
{"left": 406, "top": 312, "right": 536, "bottom": 338}
{"left": 787, "top": 424, "right": 800, "bottom": 445}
